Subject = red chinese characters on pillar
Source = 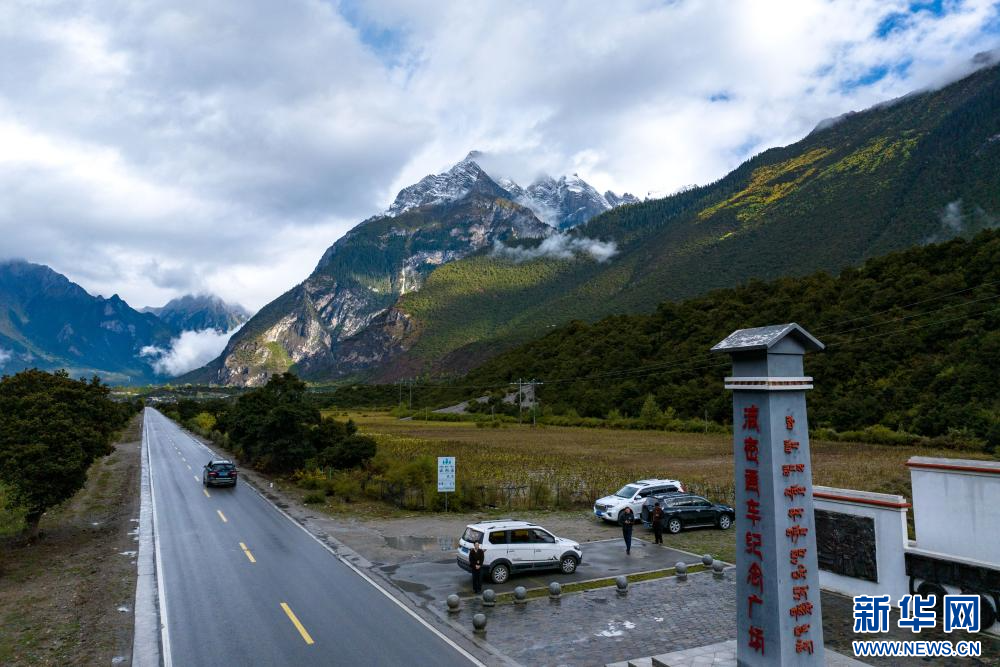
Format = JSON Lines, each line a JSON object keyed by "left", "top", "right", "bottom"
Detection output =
{"left": 788, "top": 507, "right": 804, "bottom": 522}
{"left": 794, "top": 623, "right": 811, "bottom": 637}
{"left": 745, "top": 531, "right": 763, "bottom": 560}
{"left": 789, "top": 548, "right": 807, "bottom": 565}
{"left": 793, "top": 585, "right": 809, "bottom": 601}
{"left": 748, "top": 593, "right": 763, "bottom": 618}
{"left": 747, "top": 561, "right": 763, "bottom": 594}
{"left": 748, "top": 625, "right": 765, "bottom": 655}
{"left": 785, "top": 415, "right": 795, "bottom": 430}
{"left": 746, "top": 498, "right": 762, "bottom": 527}
{"left": 745, "top": 469, "right": 760, "bottom": 496}
{"left": 796, "top": 639, "right": 814, "bottom": 654}
{"left": 744, "top": 436, "right": 759, "bottom": 464}
{"left": 743, "top": 405, "right": 760, "bottom": 432}
{"left": 783, "top": 439, "right": 800, "bottom": 454}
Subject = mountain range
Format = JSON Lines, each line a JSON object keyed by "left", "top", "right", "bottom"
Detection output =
{"left": 185, "top": 58, "right": 1000, "bottom": 386}
{"left": 0, "top": 260, "right": 248, "bottom": 382}
{"left": 184, "top": 155, "right": 636, "bottom": 385}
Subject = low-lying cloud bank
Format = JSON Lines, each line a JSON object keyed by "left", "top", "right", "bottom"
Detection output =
{"left": 491, "top": 233, "right": 618, "bottom": 263}
{"left": 141, "top": 327, "right": 237, "bottom": 377}
{"left": 0, "top": 347, "right": 11, "bottom": 368}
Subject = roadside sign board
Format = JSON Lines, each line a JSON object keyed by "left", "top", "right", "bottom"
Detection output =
{"left": 437, "top": 456, "right": 456, "bottom": 492}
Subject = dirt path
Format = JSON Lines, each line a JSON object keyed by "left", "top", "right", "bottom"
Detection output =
{"left": 0, "top": 413, "right": 143, "bottom": 666}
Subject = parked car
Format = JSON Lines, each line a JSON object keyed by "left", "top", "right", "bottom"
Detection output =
{"left": 593, "top": 478, "right": 684, "bottom": 524}
{"left": 456, "top": 520, "right": 583, "bottom": 585}
{"left": 202, "top": 459, "right": 238, "bottom": 487}
{"left": 640, "top": 493, "right": 734, "bottom": 533}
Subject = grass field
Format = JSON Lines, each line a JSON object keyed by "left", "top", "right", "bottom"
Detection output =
{"left": 342, "top": 411, "right": 996, "bottom": 506}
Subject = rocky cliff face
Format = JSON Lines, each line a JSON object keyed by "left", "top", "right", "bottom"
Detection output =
{"left": 190, "top": 160, "right": 555, "bottom": 385}
{"left": 143, "top": 294, "right": 250, "bottom": 332}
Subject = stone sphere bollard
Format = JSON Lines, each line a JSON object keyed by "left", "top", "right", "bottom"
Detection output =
{"left": 616, "top": 575, "right": 629, "bottom": 596}
{"left": 548, "top": 582, "right": 562, "bottom": 599}
{"left": 675, "top": 561, "right": 688, "bottom": 581}
{"left": 514, "top": 586, "right": 528, "bottom": 604}
{"left": 446, "top": 594, "right": 461, "bottom": 614}
{"left": 472, "top": 613, "right": 487, "bottom": 634}
{"left": 482, "top": 589, "right": 496, "bottom": 607}
{"left": 701, "top": 554, "right": 713, "bottom": 566}
{"left": 712, "top": 560, "right": 725, "bottom": 578}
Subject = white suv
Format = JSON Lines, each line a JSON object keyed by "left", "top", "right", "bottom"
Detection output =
{"left": 457, "top": 520, "right": 583, "bottom": 585}
{"left": 593, "top": 478, "right": 684, "bottom": 524}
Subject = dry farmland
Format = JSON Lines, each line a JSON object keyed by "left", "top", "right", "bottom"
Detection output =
{"left": 344, "top": 412, "right": 996, "bottom": 507}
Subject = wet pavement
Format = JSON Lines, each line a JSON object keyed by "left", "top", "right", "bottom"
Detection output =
{"left": 381, "top": 537, "right": 703, "bottom": 603}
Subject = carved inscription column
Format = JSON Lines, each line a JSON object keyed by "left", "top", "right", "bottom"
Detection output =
{"left": 712, "top": 323, "right": 825, "bottom": 666}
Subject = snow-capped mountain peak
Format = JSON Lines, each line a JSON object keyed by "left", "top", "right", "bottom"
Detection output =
{"left": 387, "top": 152, "right": 502, "bottom": 216}
{"left": 387, "top": 151, "right": 639, "bottom": 229}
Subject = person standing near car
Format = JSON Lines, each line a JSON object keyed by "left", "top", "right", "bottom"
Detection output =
{"left": 621, "top": 507, "right": 635, "bottom": 554}
{"left": 651, "top": 502, "right": 664, "bottom": 545}
{"left": 469, "top": 541, "right": 485, "bottom": 593}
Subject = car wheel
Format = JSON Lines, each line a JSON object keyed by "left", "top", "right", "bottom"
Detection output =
{"left": 667, "top": 518, "right": 682, "bottom": 534}
{"left": 560, "top": 555, "right": 579, "bottom": 574}
{"left": 490, "top": 563, "right": 510, "bottom": 584}
{"left": 718, "top": 514, "right": 732, "bottom": 530}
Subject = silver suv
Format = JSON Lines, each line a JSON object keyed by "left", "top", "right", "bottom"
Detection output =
{"left": 456, "top": 520, "right": 583, "bottom": 584}
{"left": 593, "top": 478, "right": 684, "bottom": 524}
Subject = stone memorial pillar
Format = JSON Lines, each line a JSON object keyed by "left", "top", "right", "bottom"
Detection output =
{"left": 712, "top": 323, "right": 825, "bottom": 666}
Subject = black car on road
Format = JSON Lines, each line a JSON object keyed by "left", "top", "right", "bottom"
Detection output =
{"left": 203, "top": 459, "right": 238, "bottom": 487}
{"left": 640, "top": 493, "right": 733, "bottom": 533}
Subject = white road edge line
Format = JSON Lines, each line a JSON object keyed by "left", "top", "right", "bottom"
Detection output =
{"left": 146, "top": 412, "right": 175, "bottom": 667}
{"left": 171, "top": 412, "right": 483, "bottom": 667}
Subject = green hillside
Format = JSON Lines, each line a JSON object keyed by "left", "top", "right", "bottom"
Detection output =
{"left": 389, "top": 62, "right": 1000, "bottom": 377}
{"left": 463, "top": 230, "right": 1000, "bottom": 447}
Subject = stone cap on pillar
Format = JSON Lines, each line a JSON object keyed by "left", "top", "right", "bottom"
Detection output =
{"left": 710, "top": 322, "right": 824, "bottom": 355}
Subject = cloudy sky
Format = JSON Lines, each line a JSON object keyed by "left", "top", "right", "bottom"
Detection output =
{"left": 1, "top": 0, "right": 998, "bottom": 312}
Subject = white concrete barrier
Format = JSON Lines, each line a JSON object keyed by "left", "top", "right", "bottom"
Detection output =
{"left": 908, "top": 457, "right": 1000, "bottom": 566}
{"left": 813, "top": 486, "right": 910, "bottom": 601}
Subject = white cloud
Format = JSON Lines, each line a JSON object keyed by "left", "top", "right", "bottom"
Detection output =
{"left": 0, "top": 0, "right": 997, "bottom": 310}
{"left": 0, "top": 348, "right": 11, "bottom": 368}
{"left": 140, "top": 327, "right": 237, "bottom": 376}
{"left": 491, "top": 234, "right": 618, "bottom": 263}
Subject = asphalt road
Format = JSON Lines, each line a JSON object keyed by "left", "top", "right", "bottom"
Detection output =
{"left": 143, "top": 408, "right": 476, "bottom": 667}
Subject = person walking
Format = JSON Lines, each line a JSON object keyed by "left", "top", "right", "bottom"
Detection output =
{"left": 621, "top": 507, "right": 635, "bottom": 554}
{"left": 652, "top": 502, "right": 664, "bottom": 545}
{"left": 469, "top": 541, "right": 485, "bottom": 593}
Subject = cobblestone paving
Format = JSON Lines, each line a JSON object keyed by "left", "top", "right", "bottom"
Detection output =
{"left": 444, "top": 570, "right": 738, "bottom": 667}
{"left": 442, "top": 570, "right": 1000, "bottom": 667}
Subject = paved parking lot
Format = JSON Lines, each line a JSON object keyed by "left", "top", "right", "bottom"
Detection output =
{"left": 380, "top": 537, "right": 704, "bottom": 604}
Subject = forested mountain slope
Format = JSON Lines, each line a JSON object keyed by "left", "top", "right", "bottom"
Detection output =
{"left": 463, "top": 230, "right": 1000, "bottom": 446}
{"left": 377, "top": 61, "right": 1000, "bottom": 380}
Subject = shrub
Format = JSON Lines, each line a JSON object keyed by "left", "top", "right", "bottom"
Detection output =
{"left": 303, "top": 492, "right": 325, "bottom": 504}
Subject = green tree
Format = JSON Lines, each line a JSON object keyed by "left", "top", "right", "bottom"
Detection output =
{"left": 639, "top": 394, "right": 664, "bottom": 428}
{"left": 0, "top": 370, "right": 127, "bottom": 539}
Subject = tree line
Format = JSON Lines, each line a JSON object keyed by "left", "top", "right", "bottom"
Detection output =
{"left": 0, "top": 369, "right": 141, "bottom": 540}
{"left": 159, "top": 372, "right": 376, "bottom": 475}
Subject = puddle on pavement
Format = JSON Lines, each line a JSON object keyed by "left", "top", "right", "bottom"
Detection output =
{"left": 383, "top": 535, "right": 458, "bottom": 552}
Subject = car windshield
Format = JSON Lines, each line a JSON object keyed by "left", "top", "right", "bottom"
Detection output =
{"left": 615, "top": 485, "right": 640, "bottom": 498}
{"left": 462, "top": 527, "right": 484, "bottom": 543}
{"left": 211, "top": 463, "right": 234, "bottom": 471}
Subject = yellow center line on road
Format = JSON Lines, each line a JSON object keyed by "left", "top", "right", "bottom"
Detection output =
{"left": 240, "top": 542, "right": 256, "bottom": 563}
{"left": 280, "top": 603, "right": 314, "bottom": 645}
{"left": 203, "top": 489, "right": 211, "bottom": 498}
{"left": 217, "top": 510, "right": 228, "bottom": 523}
